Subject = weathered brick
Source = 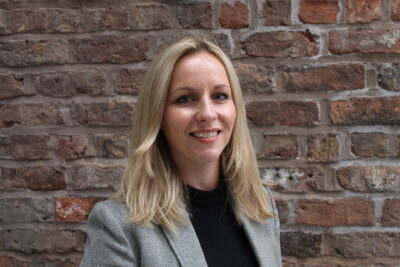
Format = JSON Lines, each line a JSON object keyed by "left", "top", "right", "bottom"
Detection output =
{"left": 95, "top": 134, "right": 128, "bottom": 158}
{"left": 234, "top": 63, "right": 274, "bottom": 94}
{"left": 350, "top": 132, "right": 389, "bottom": 158}
{"left": 0, "top": 103, "right": 66, "bottom": 128}
{"left": 2, "top": 229, "right": 85, "bottom": 254}
{"left": 29, "top": 256, "right": 82, "bottom": 267}
{"left": 242, "top": 31, "right": 318, "bottom": 58}
{"left": 71, "top": 101, "right": 134, "bottom": 126}
{"left": 381, "top": 199, "right": 400, "bottom": 226}
{"left": 34, "top": 70, "right": 107, "bottom": 97}
{"left": 0, "top": 73, "right": 33, "bottom": 99}
{"left": 306, "top": 134, "right": 339, "bottom": 162}
{"left": 275, "top": 199, "right": 289, "bottom": 224}
{"left": 68, "top": 37, "right": 148, "bottom": 64}
{"left": 299, "top": 0, "right": 338, "bottom": 24}
{"left": 47, "top": 8, "right": 89, "bottom": 32}
{"left": 0, "top": 198, "right": 54, "bottom": 222}
{"left": 336, "top": 166, "right": 400, "bottom": 192}
{"left": 328, "top": 28, "right": 400, "bottom": 55}
{"left": 297, "top": 199, "right": 375, "bottom": 226}
{"left": 262, "top": 0, "right": 291, "bottom": 26}
{"left": 111, "top": 68, "right": 146, "bottom": 95}
{"left": 246, "top": 101, "right": 319, "bottom": 126}
{"left": 0, "top": 135, "right": 49, "bottom": 160}
{"left": 0, "top": 39, "right": 68, "bottom": 67}
{"left": 261, "top": 167, "right": 327, "bottom": 193}
{"left": 129, "top": 3, "right": 174, "bottom": 30}
{"left": 219, "top": 1, "right": 249, "bottom": 29}
{"left": 56, "top": 134, "right": 95, "bottom": 160}
{"left": 392, "top": 0, "right": 400, "bottom": 21}
{"left": 377, "top": 63, "right": 400, "bottom": 91}
{"left": 330, "top": 97, "right": 400, "bottom": 125}
{"left": 69, "top": 164, "right": 124, "bottom": 190}
{"left": 398, "top": 135, "right": 400, "bottom": 157}
{"left": 282, "top": 64, "right": 365, "bottom": 92}
{"left": 91, "top": 7, "right": 128, "bottom": 30}
{"left": 326, "top": 232, "right": 400, "bottom": 258}
{"left": 281, "top": 232, "right": 322, "bottom": 258}
{"left": 177, "top": 3, "right": 213, "bottom": 29}
{"left": 56, "top": 197, "right": 101, "bottom": 222}
{"left": 0, "top": 255, "right": 29, "bottom": 267}
{"left": 345, "top": 0, "right": 383, "bottom": 24}
{"left": 1, "top": 8, "right": 46, "bottom": 34}
{"left": 0, "top": 166, "right": 66, "bottom": 191}
{"left": 263, "top": 134, "right": 298, "bottom": 159}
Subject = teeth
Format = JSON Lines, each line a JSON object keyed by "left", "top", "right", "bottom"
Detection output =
{"left": 192, "top": 131, "right": 218, "bottom": 138}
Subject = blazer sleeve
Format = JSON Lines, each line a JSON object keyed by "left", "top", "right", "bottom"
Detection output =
{"left": 80, "top": 201, "right": 137, "bottom": 267}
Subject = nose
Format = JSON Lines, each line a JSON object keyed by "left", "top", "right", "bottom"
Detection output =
{"left": 196, "top": 97, "right": 216, "bottom": 122}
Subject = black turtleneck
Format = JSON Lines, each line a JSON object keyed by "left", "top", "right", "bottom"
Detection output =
{"left": 187, "top": 181, "right": 259, "bottom": 267}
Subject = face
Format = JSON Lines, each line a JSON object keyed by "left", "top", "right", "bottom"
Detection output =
{"left": 161, "top": 51, "right": 236, "bottom": 168}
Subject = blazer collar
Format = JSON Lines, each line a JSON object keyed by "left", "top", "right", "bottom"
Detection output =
{"left": 160, "top": 214, "right": 208, "bottom": 267}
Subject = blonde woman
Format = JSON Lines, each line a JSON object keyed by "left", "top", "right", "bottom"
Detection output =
{"left": 81, "top": 35, "right": 282, "bottom": 267}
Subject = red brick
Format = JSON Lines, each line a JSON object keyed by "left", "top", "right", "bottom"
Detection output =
{"left": 2, "top": 229, "right": 85, "bottom": 253}
{"left": 34, "top": 70, "right": 107, "bottom": 97}
{"left": 112, "top": 68, "right": 146, "bottom": 95}
{"left": 275, "top": 199, "right": 289, "bottom": 224}
{"left": 307, "top": 134, "right": 339, "bottom": 162}
{"left": 326, "top": 232, "right": 400, "bottom": 258}
{"left": 246, "top": 101, "right": 319, "bottom": 126}
{"left": 281, "top": 232, "right": 322, "bottom": 258}
{"left": 0, "top": 166, "right": 66, "bottom": 191}
{"left": 330, "top": 97, "right": 400, "bottom": 125}
{"left": 0, "top": 255, "right": 29, "bottom": 267}
{"left": 219, "top": 1, "right": 249, "bottom": 29}
{"left": 299, "top": 0, "right": 338, "bottom": 24}
{"left": 95, "top": 134, "right": 128, "bottom": 158}
{"left": 129, "top": 3, "right": 174, "bottom": 30}
{"left": 377, "top": 63, "right": 400, "bottom": 91}
{"left": 297, "top": 199, "right": 375, "bottom": 226}
{"left": 234, "top": 63, "right": 274, "bottom": 94}
{"left": 328, "top": 28, "right": 400, "bottom": 55}
{"left": 262, "top": 0, "right": 291, "bottom": 26}
{"left": 68, "top": 36, "right": 148, "bottom": 64}
{"left": 350, "top": 132, "right": 389, "bottom": 158}
{"left": 56, "top": 197, "right": 101, "bottom": 222}
{"left": 261, "top": 167, "right": 327, "bottom": 193}
{"left": 345, "top": 0, "right": 383, "bottom": 24}
{"left": 69, "top": 164, "right": 124, "bottom": 190}
{"left": 263, "top": 134, "right": 298, "bottom": 159}
{"left": 93, "top": 7, "right": 128, "bottom": 30}
{"left": 242, "top": 31, "right": 318, "bottom": 58}
{"left": 0, "top": 73, "right": 33, "bottom": 99}
{"left": 392, "top": 0, "right": 400, "bottom": 21}
{"left": 47, "top": 8, "right": 89, "bottom": 32}
{"left": 56, "top": 135, "right": 95, "bottom": 160}
{"left": 336, "top": 166, "right": 400, "bottom": 192}
{"left": 0, "top": 135, "right": 49, "bottom": 160}
{"left": 70, "top": 101, "right": 134, "bottom": 126}
{"left": 1, "top": 8, "right": 46, "bottom": 34}
{"left": 381, "top": 199, "right": 400, "bottom": 226}
{"left": 177, "top": 3, "right": 213, "bottom": 29}
{"left": 0, "top": 103, "right": 66, "bottom": 128}
{"left": 0, "top": 40, "right": 68, "bottom": 67}
{"left": 282, "top": 64, "right": 365, "bottom": 92}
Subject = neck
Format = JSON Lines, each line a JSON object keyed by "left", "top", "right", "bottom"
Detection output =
{"left": 175, "top": 160, "right": 220, "bottom": 191}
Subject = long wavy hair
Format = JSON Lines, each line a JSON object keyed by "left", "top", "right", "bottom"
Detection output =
{"left": 114, "top": 35, "right": 273, "bottom": 232}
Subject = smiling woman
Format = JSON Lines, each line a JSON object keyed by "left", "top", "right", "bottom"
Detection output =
{"left": 80, "top": 35, "right": 282, "bottom": 267}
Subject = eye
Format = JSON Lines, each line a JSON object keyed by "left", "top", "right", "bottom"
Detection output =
{"left": 176, "top": 95, "right": 193, "bottom": 104}
{"left": 213, "top": 93, "right": 229, "bottom": 101}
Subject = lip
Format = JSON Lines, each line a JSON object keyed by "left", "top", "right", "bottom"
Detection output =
{"left": 189, "top": 128, "right": 222, "bottom": 144}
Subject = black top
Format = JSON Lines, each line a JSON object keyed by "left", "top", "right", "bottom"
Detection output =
{"left": 187, "top": 180, "right": 259, "bottom": 267}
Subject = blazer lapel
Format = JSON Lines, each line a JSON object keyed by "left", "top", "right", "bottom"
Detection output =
{"left": 242, "top": 217, "right": 280, "bottom": 267}
{"left": 161, "top": 216, "right": 208, "bottom": 267}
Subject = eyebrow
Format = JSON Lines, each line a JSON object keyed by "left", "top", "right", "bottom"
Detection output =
{"left": 171, "top": 84, "right": 230, "bottom": 94}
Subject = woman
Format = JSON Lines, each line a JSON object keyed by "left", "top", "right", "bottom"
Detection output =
{"left": 81, "top": 35, "right": 282, "bottom": 267}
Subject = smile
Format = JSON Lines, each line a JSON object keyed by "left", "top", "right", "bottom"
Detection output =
{"left": 191, "top": 131, "right": 218, "bottom": 138}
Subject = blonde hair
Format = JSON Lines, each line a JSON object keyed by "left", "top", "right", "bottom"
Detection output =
{"left": 114, "top": 35, "right": 273, "bottom": 232}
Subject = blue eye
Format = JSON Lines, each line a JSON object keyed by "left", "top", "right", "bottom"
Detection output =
{"left": 176, "top": 95, "right": 193, "bottom": 103}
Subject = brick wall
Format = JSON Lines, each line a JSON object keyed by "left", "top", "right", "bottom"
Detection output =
{"left": 0, "top": 0, "right": 400, "bottom": 266}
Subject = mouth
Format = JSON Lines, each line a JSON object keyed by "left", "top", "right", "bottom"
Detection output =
{"left": 189, "top": 129, "right": 222, "bottom": 138}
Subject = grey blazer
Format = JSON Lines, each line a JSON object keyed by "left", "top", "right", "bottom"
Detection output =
{"left": 80, "top": 187, "right": 282, "bottom": 267}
